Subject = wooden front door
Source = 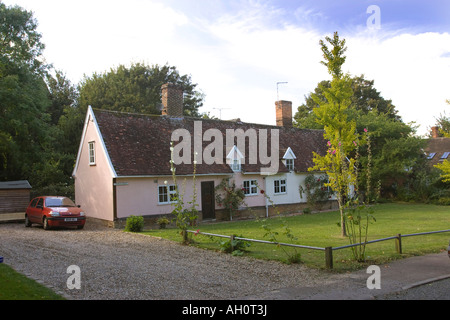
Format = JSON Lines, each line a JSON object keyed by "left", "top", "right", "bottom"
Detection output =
{"left": 201, "top": 181, "right": 215, "bottom": 220}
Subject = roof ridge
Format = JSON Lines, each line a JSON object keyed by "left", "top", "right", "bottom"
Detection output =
{"left": 92, "top": 107, "right": 325, "bottom": 132}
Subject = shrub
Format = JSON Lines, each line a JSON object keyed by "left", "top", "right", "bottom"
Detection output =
{"left": 218, "top": 235, "right": 251, "bottom": 254}
{"left": 125, "top": 215, "right": 144, "bottom": 232}
{"left": 437, "top": 197, "right": 450, "bottom": 206}
{"left": 156, "top": 217, "right": 170, "bottom": 229}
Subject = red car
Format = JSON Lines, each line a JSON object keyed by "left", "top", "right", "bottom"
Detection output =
{"left": 25, "top": 196, "right": 86, "bottom": 230}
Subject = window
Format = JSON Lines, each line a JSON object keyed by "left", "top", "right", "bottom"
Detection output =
{"left": 226, "top": 145, "right": 243, "bottom": 173}
{"left": 88, "top": 141, "right": 95, "bottom": 165}
{"left": 243, "top": 180, "right": 258, "bottom": 195}
{"left": 427, "top": 152, "right": 436, "bottom": 160}
{"left": 231, "top": 159, "right": 241, "bottom": 172}
{"left": 282, "top": 147, "right": 296, "bottom": 172}
{"left": 274, "top": 179, "right": 286, "bottom": 194}
{"left": 30, "top": 198, "right": 38, "bottom": 208}
{"left": 285, "top": 159, "right": 294, "bottom": 171}
{"left": 158, "top": 185, "right": 177, "bottom": 204}
{"left": 441, "top": 152, "right": 450, "bottom": 160}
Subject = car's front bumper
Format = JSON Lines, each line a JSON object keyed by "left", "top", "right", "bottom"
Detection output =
{"left": 47, "top": 216, "right": 86, "bottom": 227}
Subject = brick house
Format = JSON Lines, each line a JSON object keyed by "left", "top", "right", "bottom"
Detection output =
{"left": 72, "top": 84, "right": 335, "bottom": 227}
{"left": 425, "top": 127, "right": 450, "bottom": 167}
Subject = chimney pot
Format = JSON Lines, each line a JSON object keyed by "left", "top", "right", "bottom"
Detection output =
{"left": 275, "top": 100, "right": 292, "bottom": 127}
{"left": 161, "top": 83, "right": 184, "bottom": 116}
{"left": 431, "top": 126, "right": 439, "bottom": 138}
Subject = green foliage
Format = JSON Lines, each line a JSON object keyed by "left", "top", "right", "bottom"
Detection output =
{"left": 0, "top": 3, "right": 46, "bottom": 74}
{"left": 435, "top": 160, "right": 450, "bottom": 183}
{"left": 78, "top": 62, "right": 204, "bottom": 117}
{"left": 0, "top": 264, "right": 65, "bottom": 300}
{"left": 217, "top": 234, "right": 251, "bottom": 255}
{"left": 319, "top": 31, "right": 347, "bottom": 80}
{"left": 156, "top": 217, "right": 170, "bottom": 229}
{"left": 169, "top": 143, "right": 198, "bottom": 241}
{"left": 344, "top": 205, "right": 376, "bottom": 262}
{"left": 125, "top": 215, "right": 144, "bottom": 232}
{"left": 300, "top": 173, "right": 332, "bottom": 210}
{"left": 215, "top": 178, "right": 246, "bottom": 221}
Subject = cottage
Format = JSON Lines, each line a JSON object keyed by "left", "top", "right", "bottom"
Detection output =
{"left": 425, "top": 126, "right": 450, "bottom": 167}
{"left": 72, "top": 84, "right": 335, "bottom": 227}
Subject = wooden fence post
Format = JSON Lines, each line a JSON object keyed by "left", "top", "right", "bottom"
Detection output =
{"left": 230, "top": 235, "right": 235, "bottom": 252}
{"left": 182, "top": 230, "right": 188, "bottom": 244}
{"left": 325, "top": 247, "right": 333, "bottom": 269}
{"left": 395, "top": 234, "right": 402, "bottom": 254}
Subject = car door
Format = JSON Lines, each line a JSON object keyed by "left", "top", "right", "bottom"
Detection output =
{"left": 27, "top": 198, "right": 39, "bottom": 222}
{"left": 35, "top": 198, "right": 45, "bottom": 223}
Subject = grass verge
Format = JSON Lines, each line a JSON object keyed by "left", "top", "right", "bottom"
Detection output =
{"left": 143, "top": 202, "right": 450, "bottom": 271}
{"left": 0, "top": 263, "right": 65, "bottom": 300}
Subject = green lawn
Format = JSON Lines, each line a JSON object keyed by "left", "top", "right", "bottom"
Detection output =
{"left": 143, "top": 202, "right": 450, "bottom": 271}
{"left": 0, "top": 263, "right": 65, "bottom": 300}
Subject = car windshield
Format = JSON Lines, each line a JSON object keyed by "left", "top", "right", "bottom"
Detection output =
{"left": 45, "top": 197, "right": 76, "bottom": 207}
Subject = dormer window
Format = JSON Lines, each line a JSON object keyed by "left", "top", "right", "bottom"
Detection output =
{"left": 226, "top": 145, "right": 244, "bottom": 173}
{"left": 231, "top": 159, "right": 241, "bottom": 172}
{"left": 282, "top": 147, "right": 296, "bottom": 172}
{"left": 285, "top": 159, "right": 294, "bottom": 171}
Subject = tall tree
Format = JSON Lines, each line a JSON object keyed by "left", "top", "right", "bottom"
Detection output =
{"left": 294, "top": 75, "right": 400, "bottom": 128}
{"left": 78, "top": 63, "right": 204, "bottom": 117}
{"left": 0, "top": 3, "right": 46, "bottom": 74}
{"left": 0, "top": 3, "right": 51, "bottom": 182}
{"left": 309, "top": 32, "right": 359, "bottom": 236}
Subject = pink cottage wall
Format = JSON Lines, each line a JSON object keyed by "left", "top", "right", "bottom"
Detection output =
{"left": 74, "top": 113, "right": 114, "bottom": 221}
{"left": 114, "top": 174, "right": 267, "bottom": 219}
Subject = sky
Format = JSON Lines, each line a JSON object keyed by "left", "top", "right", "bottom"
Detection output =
{"left": 3, "top": 0, "right": 450, "bottom": 136}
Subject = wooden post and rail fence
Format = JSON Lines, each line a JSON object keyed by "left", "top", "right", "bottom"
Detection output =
{"left": 185, "top": 229, "right": 450, "bottom": 269}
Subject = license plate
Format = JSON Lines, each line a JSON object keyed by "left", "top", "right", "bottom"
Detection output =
{"left": 64, "top": 218, "right": 77, "bottom": 222}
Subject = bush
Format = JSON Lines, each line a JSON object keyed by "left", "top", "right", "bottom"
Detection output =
{"left": 218, "top": 234, "right": 251, "bottom": 254}
{"left": 437, "top": 197, "right": 450, "bottom": 206}
{"left": 125, "top": 215, "right": 144, "bottom": 232}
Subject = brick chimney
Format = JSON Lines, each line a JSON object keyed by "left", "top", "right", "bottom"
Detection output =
{"left": 431, "top": 126, "right": 439, "bottom": 138}
{"left": 161, "top": 83, "right": 183, "bottom": 116}
{"left": 275, "top": 100, "right": 292, "bottom": 127}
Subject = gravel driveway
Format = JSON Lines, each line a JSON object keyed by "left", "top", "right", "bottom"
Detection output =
{"left": 0, "top": 222, "right": 352, "bottom": 300}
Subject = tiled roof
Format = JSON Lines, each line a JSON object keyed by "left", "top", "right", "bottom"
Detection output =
{"left": 425, "top": 137, "right": 450, "bottom": 166}
{"left": 94, "top": 109, "right": 327, "bottom": 176}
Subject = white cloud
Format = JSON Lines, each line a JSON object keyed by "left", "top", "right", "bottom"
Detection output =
{"left": 346, "top": 31, "right": 450, "bottom": 135}
{"left": 3, "top": 0, "right": 449, "bottom": 135}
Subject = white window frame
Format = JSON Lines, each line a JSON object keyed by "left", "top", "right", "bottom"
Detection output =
{"left": 231, "top": 159, "right": 241, "bottom": 172}
{"left": 274, "top": 179, "right": 287, "bottom": 194}
{"left": 285, "top": 158, "right": 294, "bottom": 171}
{"left": 243, "top": 180, "right": 258, "bottom": 196}
{"left": 282, "top": 147, "right": 296, "bottom": 172}
{"left": 226, "top": 145, "right": 244, "bottom": 173}
{"left": 158, "top": 184, "right": 177, "bottom": 204}
{"left": 88, "top": 141, "right": 96, "bottom": 165}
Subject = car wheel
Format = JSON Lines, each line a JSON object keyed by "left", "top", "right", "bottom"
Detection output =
{"left": 25, "top": 215, "right": 32, "bottom": 227}
{"left": 77, "top": 225, "right": 84, "bottom": 230}
{"left": 43, "top": 217, "right": 50, "bottom": 230}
